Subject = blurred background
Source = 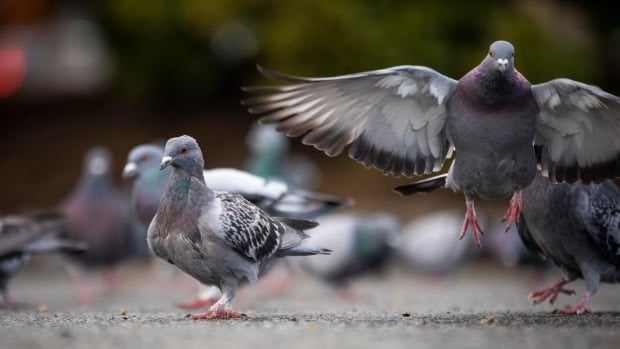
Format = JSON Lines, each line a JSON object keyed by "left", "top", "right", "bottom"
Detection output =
{"left": 1, "top": 0, "right": 619, "bottom": 216}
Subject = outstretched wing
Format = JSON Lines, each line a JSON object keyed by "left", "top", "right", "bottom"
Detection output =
{"left": 532, "top": 79, "right": 620, "bottom": 183}
{"left": 210, "top": 192, "right": 283, "bottom": 261}
{"left": 244, "top": 65, "right": 458, "bottom": 177}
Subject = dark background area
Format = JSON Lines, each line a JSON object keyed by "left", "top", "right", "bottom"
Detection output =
{"left": 1, "top": 0, "right": 619, "bottom": 215}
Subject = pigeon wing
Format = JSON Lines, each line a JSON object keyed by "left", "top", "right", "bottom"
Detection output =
{"left": 207, "top": 192, "right": 283, "bottom": 262}
{"left": 532, "top": 78, "right": 620, "bottom": 183}
{"left": 244, "top": 65, "right": 458, "bottom": 177}
{"left": 577, "top": 181, "right": 620, "bottom": 262}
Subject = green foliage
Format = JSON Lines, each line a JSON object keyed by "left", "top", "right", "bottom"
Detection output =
{"left": 96, "top": 0, "right": 607, "bottom": 100}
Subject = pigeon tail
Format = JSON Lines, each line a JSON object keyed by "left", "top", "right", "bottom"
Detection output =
{"left": 276, "top": 242, "right": 332, "bottom": 257}
{"left": 393, "top": 174, "right": 447, "bottom": 196}
{"left": 23, "top": 235, "right": 88, "bottom": 255}
{"left": 274, "top": 218, "right": 330, "bottom": 257}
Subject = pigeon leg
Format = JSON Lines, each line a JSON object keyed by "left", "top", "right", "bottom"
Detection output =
{"left": 459, "top": 199, "right": 484, "bottom": 247}
{"left": 558, "top": 264, "right": 600, "bottom": 314}
{"left": 1, "top": 290, "right": 19, "bottom": 309}
{"left": 557, "top": 293, "right": 592, "bottom": 314}
{"left": 191, "top": 286, "right": 241, "bottom": 320}
{"left": 528, "top": 278, "right": 575, "bottom": 305}
{"left": 176, "top": 284, "right": 220, "bottom": 310}
{"left": 103, "top": 267, "right": 123, "bottom": 292}
{"left": 66, "top": 265, "right": 96, "bottom": 304}
{"left": 502, "top": 191, "right": 522, "bottom": 231}
{"left": 176, "top": 297, "right": 218, "bottom": 310}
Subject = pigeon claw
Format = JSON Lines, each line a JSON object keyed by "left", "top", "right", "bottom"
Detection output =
{"left": 191, "top": 305, "right": 242, "bottom": 320}
{"left": 502, "top": 191, "right": 522, "bottom": 232}
{"left": 528, "top": 279, "right": 575, "bottom": 305}
{"left": 459, "top": 202, "right": 484, "bottom": 247}
{"left": 176, "top": 297, "right": 218, "bottom": 310}
{"left": 556, "top": 294, "right": 592, "bottom": 315}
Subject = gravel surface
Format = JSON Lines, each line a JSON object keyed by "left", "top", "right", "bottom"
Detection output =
{"left": 2, "top": 256, "right": 619, "bottom": 349}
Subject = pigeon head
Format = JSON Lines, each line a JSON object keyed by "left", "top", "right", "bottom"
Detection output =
{"left": 123, "top": 144, "right": 164, "bottom": 180}
{"left": 84, "top": 147, "right": 111, "bottom": 178}
{"left": 485, "top": 40, "right": 515, "bottom": 75}
{"left": 160, "top": 135, "right": 204, "bottom": 177}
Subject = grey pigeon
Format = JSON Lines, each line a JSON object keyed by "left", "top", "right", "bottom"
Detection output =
{"left": 123, "top": 143, "right": 352, "bottom": 229}
{"left": 244, "top": 40, "right": 620, "bottom": 247}
{"left": 0, "top": 211, "right": 86, "bottom": 308}
{"left": 518, "top": 173, "right": 620, "bottom": 314}
{"left": 61, "top": 147, "right": 146, "bottom": 302}
{"left": 124, "top": 143, "right": 350, "bottom": 309}
{"left": 289, "top": 212, "right": 400, "bottom": 291}
{"left": 148, "top": 135, "right": 330, "bottom": 319}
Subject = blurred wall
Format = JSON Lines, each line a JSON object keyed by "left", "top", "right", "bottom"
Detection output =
{"left": 0, "top": 0, "right": 618, "bottom": 216}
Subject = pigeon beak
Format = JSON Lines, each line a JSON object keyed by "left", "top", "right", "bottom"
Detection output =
{"left": 496, "top": 58, "right": 508, "bottom": 73}
{"left": 122, "top": 162, "right": 138, "bottom": 179}
{"left": 160, "top": 156, "right": 173, "bottom": 170}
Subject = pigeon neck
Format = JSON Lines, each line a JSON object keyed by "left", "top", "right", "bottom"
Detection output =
{"left": 81, "top": 174, "right": 111, "bottom": 194}
{"left": 141, "top": 167, "right": 170, "bottom": 191}
{"left": 471, "top": 65, "right": 522, "bottom": 106}
{"left": 166, "top": 167, "right": 210, "bottom": 202}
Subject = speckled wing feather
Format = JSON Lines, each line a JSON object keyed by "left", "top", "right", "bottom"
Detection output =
{"left": 532, "top": 79, "right": 620, "bottom": 183}
{"left": 244, "top": 65, "right": 457, "bottom": 177}
{"left": 214, "top": 192, "right": 284, "bottom": 261}
{"left": 578, "top": 181, "right": 620, "bottom": 262}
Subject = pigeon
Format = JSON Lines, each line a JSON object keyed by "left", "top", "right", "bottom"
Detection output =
{"left": 0, "top": 211, "right": 86, "bottom": 308}
{"left": 244, "top": 40, "right": 620, "bottom": 247}
{"left": 123, "top": 143, "right": 352, "bottom": 229}
{"left": 396, "top": 210, "right": 473, "bottom": 274}
{"left": 518, "top": 172, "right": 620, "bottom": 314}
{"left": 246, "top": 123, "right": 321, "bottom": 189}
{"left": 288, "top": 212, "right": 400, "bottom": 292}
{"left": 61, "top": 147, "right": 146, "bottom": 302}
{"left": 123, "top": 143, "right": 350, "bottom": 309}
{"left": 148, "top": 135, "right": 330, "bottom": 319}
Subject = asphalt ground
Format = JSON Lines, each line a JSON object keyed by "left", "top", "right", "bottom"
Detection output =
{"left": 1, "top": 256, "right": 619, "bottom": 349}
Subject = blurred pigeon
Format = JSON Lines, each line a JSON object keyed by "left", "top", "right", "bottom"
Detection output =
{"left": 289, "top": 212, "right": 399, "bottom": 293}
{"left": 246, "top": 123, "right": 321, "bottom": 189}
{"left": 396, "top": 210, "right": 473, "bottom": 274}
{"left": 519, "top": 173, "right": 620, "bottom": 314}
{"left": 123, "top": 143, "right": 352, "bottom": 229}
{"left": 0, "top": 211, "right": 86, "bottom": 308}
{"left": 244, "top": 40, "right": 620, "bottom": 247}
{"left": 148, "top": 135, "right": 330, "bottom": 319}
{"left": 61, "top": 147, "right": 146, "bottom": 302}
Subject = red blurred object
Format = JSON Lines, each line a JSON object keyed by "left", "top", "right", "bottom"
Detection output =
{"left": 0, "top": 44, "right": 26, "bottom": 98}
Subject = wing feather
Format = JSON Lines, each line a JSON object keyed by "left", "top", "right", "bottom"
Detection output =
{"left": 244, "top": 65, "right": 458, "bottom": 177}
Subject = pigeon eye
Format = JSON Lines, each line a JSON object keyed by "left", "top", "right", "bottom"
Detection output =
{"left": 139, "top": 155, "right": 149, "bottom": 163}
{"left": 180, "top": 147, "right": 188, "bottom": 154}
{"left": 489, "top": 51, "right": 493, "bottom": 57}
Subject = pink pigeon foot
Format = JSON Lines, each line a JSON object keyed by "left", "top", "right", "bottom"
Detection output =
{"left": 335, "top": 287, "right": 357, "bottom": 302}
{"left": 557, "top": 294, "right": 592, "bottom": 315}
{"left": 76, "top": 282, "right": 96, "bottom": 304}
{"left": 529, "top": 279, "right": 575, "bottom": 305}
{"left": 2, "top": 292, "right": 19, "bottom": 310}
{"left": 190, "top": 305, "right": 242, "bottom": 320}
{"left": 176, "top": 297, "right": 218, "bottom": 310}
{"left": 459, "top": 201, "right": 484, "bottom": 247}
{"left": 103, "top": 267, "right": 123, "bottom": 292}
{"left": 503, "top": 191, "right": 522, "bottom": 231}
